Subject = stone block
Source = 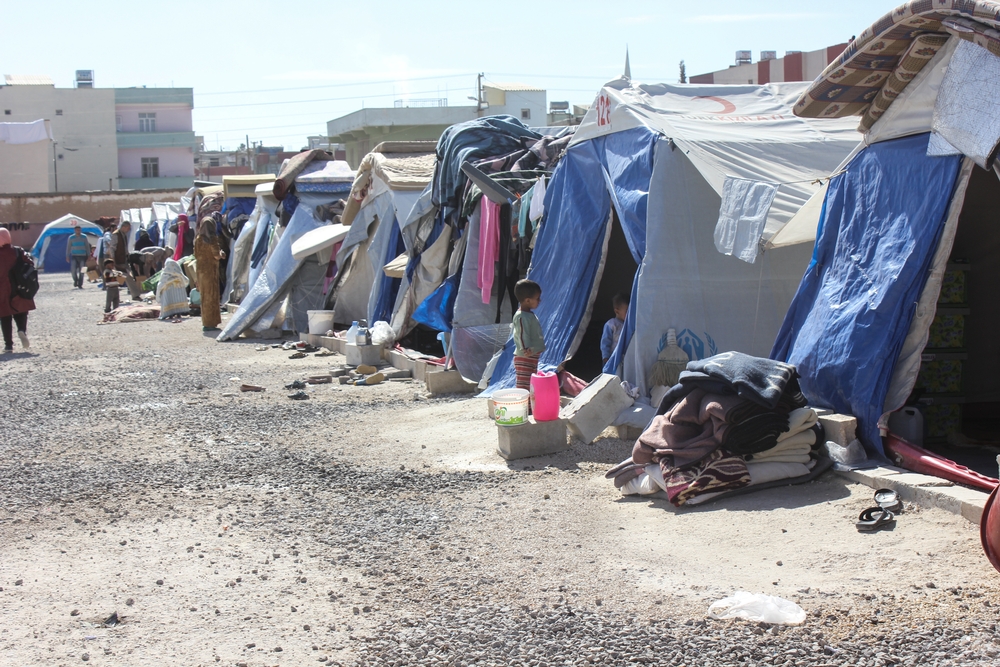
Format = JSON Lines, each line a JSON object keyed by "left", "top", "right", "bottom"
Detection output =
{"left": 819, "top": 413, "right": 857, "bottom": 446}
{"left": 616, "top": 425, "right": 644, "bottom": 441}
{"left": 413, "top": 360, "right": 428, "bottom": 382}
{"left": 299, "top": 333, "right": 322, "bottom": 347}
{"left": 320, "top": 336, "right": 346, "bottom": 354}
{"left": 346, "top": 343, "right": 381, "bottom": 367}
{"left": 425, "top": 369, "right": 477, "bottom": 395}
{"left": 388, "top": 350, "right": 416, "bottom": 373}
{"left": 383, "top": 368, "right": 411, "bottom": 379}
{"left": 560, "top": 374, "right": 634, "bottom": 444}
{"left": 497, "top": 417, "right": 569, "bottom": 460}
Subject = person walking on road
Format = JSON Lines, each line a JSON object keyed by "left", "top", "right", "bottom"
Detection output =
{"left": 0, "top": 228, "right": 34, "bottom": 353}
{"left": 66, "top": 224, "right": 91, "bottom": 289}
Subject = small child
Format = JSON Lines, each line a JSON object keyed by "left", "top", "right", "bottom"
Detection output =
{"left": 512, "top": 279, "right": 546, "bottom": 390}
{"left": 601, "top": 292, "right": 629, "bottom": 364}
{"left": 103, "top": 259, "right": 122, "bottom": 313}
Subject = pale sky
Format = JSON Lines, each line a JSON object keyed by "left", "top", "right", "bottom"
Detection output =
{"left": 3, "top": 0, "right": 904, "bottom": 151}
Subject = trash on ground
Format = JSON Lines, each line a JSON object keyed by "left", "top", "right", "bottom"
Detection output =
{"left": 288, "top": 391, "right": 309, "bottom": 400}
{"left": 240, "top": 384, "right": 265, "bottom": 392}
{"left": 708, "top": 592, "right": 805, "bottom": 625}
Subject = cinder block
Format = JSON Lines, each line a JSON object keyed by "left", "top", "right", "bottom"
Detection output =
{"left": 389, "top": 350, "right": 416, "bottom": 373}
{"left": 425, "top": 369, "right": 476, "bottom": 395}
{"left": 413, "top": 360, "right": 428, "bottom": 382}
{"left": 819, "top": 413, "right": 857, "bottom": 446}
{"left": 320, "top": 336, "right": 346, "bottom": 353}
{"left": 616, "top": 425, "right": 644, "bottom": 440}
{"left": 497, "top": 417, "right": 569, "bottom": 460}
{"left": 346, "top": 343, "right": 381, "bottom": 367}
{"left": 299, "top": 333, "right": 323, "bottom": 347}
{"left": 560, "top": 374, "right": 634, "bottom": 444}
{"left": 383, "top": 368, "right": 411, "bottom": 379}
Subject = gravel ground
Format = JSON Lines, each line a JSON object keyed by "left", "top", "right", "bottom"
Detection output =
{"left": 2, "top": 273, "right": 1000, "bottom": 667}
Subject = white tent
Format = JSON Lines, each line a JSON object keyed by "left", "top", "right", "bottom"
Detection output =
{"left": 487, "top": 79, "right": 863, "bottom": 395}
{"left": 768, "top": 0, "right": 1000, "bottom": 455}
{"left": 330, "top": 142, "right": 436, "bottom": 326}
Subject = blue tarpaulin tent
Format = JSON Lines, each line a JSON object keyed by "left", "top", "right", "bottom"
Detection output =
{"left": 31, "top": 214, "right": 103, "bottom": 272}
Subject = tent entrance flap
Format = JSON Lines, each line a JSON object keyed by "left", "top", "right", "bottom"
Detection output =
{"left": 563, "top": 209, "right": 637, "bottom": 382}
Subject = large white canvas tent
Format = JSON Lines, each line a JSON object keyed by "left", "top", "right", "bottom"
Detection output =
{"left": 30, "top": 214, "right": 103, "bottom": 272}
{"left": 769, "top": 0, "right": 1000, "bottom": 456}
{"left": 329, "top": 141, "right": 436, "bottom": 327}
{"left": 484, "top": 79, "right": 862, "bottom": 395}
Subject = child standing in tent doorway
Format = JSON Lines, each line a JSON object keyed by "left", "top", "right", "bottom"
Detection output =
{"left": 601, "top": 292, "right": 629, "bottom": 365}
{"left": 512, "top": 279, "right": 546, "bottom": 390}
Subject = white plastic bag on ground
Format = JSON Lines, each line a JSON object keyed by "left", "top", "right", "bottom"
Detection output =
{"left": 370, "top": 321, "right": 395, "bottom": 346}
{"left": 708, "top": 591, "right": 806, "bottom": 625}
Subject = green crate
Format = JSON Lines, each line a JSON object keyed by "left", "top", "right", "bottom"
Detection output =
{"left": 922, "top": 403, "right": 962, "bottom": 439}
{"left": 927, "top": 314, "right": 965, "bottom": 349}
{"left": 916, "top": 358, "right": 963, "bottom": 394}
{"left": 937, "top": 269, "right": 966, "bottom": 305}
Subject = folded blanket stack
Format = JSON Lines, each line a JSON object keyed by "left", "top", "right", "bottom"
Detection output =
{"left": 608, "top": 352, "right": 815, "bottom": 506}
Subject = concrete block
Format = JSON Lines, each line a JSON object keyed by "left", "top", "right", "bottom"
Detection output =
{"left": 497, "top": 417, "right": 569, "bottom": 460}
{"left": 425, "top": 369, "right": 476, "bottom": 395}
{"left": 616, "top": 425, "right": 644, "bottom": 441}
{"left": 346, "top": 343, "right": 381, "bottom": 367}
{"left": 819, "top": 413, "right": 857, "bottom": 446}
{"left": 383, "top": 368, "right": 411, "bottom": 379}
{"left": 299, "top": 333, "right": 323, "bottom": 347}
{"left": 320, "top": 336, "right": 346, "bottom": 353}
{"left": 413, "top": 360, "right": 428, "bottom": 382}
{"left": 389, "top": 350, "right": 416, "bottom": 373}
{"left": 560, "top": 374, "right": 634, "bottom": 444}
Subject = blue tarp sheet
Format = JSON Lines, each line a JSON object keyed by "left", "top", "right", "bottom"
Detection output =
{"left": 486, "top": 127, "right": 658, "bottom": 392}
{"left": 771, "top": 133, "right": 962, "bottom": 456}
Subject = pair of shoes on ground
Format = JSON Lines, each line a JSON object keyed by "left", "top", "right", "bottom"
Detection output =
{"left": 856, "top": 488, "right": 903, "bottom": 532}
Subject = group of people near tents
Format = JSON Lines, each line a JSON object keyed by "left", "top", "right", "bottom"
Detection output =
{"left": 37, "top": 2, "right": 1000, "bottom": 486}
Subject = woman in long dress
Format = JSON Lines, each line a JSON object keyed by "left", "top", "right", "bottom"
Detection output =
{"left": 194, "top": 217, "right": 225, "bottom": 331}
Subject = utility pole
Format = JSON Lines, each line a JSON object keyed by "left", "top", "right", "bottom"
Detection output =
{"left": 476, "top": 73, "right": 484, "bottom": 117}
{"left": 52, "top": 141, "right": 59, "bottom": 192}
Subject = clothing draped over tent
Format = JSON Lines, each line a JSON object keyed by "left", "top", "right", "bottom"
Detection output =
{"left": 771, "top": 133, "right": 963, "bottom": 456}
{"left": 156, "top": 259, "right": 189, "bottom": 319}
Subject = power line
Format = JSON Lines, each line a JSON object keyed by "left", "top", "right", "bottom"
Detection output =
{"left": 195, "top": 72, "right": 475, "bottom": 96}
{"left": 197, "top": 86, "right": 473, "bottom": 109}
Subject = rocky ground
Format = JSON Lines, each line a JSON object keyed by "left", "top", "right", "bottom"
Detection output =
{"left": 2, "top": 273, "right": 999, "bottom": 667}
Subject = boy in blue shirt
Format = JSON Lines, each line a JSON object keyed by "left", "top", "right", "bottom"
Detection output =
{"left": 512, "top": 279, "right": 546, "bottom": 390}
{"left": 601, "top": 292, "right": 629, "bottom": 364}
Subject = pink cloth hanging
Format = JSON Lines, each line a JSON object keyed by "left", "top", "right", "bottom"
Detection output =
{"left": 477, "top": 198, "right": 500, "bottom": 304}
{"left": 172, "top": 216, "right": 189, "bottom": 261}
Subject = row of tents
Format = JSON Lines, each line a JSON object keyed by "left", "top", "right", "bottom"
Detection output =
{"left": 40, "top": 0, "right": 1000, "bottom": 460}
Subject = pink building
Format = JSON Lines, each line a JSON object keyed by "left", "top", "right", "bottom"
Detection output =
{"left": 115, "top": 88, "right": 195, "bottom": 190}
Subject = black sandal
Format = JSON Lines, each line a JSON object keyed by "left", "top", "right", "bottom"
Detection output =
{"left": 856, "top": 506, "right": 896, "bottom": 532}
{"left": 874, "top": 488, "right": 903, "bottom": 514}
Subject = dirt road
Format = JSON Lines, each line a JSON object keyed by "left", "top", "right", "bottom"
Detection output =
{"left": 2, "top": 274, "right": 999, "bottom": 666}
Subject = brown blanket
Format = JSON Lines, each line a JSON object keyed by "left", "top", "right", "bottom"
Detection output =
{"left": 633, "top": 388, "right": 746, "bottom": 471}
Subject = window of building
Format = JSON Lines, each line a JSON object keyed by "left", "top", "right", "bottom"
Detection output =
{"left": 55, "top": 109, "right": 63, "bottom": 116}
{"left": 116, "top": 115, "right": 123, "bottom": 131}
{"left": 4, "top": 110, "right": 10, "bottom": 115}
{"left": 139, "top": 112, "right": 156, "bottom": 132}
{"left": 141, "top": 157, "right": 159, "bottom": 178}
{"left": 209, "top": 157, "right": 220, "bottom": 167}
{"left": 521, "top": 108, "right": 531, "bottom": 120}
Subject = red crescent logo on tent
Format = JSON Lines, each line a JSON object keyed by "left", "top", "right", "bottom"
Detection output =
{"left": 694, "top": 96, "right": 737, "bottom": 114}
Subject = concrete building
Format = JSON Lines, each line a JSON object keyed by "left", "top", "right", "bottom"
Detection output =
{"left": 328, "top": 83, "right": 547, "bottom": 168}
{"left": 0, "top": 75, "right": 196, "bottom": 194}
{"left": 114, "top": 87, "right": 196, "bottom": 190}
{"left": 0, "top": 75, "right": 118, "bottom": 194}
{"left": 689, "top": 44, "right": 848, "bottom": 85}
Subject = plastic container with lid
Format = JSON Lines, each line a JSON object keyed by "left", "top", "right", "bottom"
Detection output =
{"left": 346, "top": 321, "right": 359, "bottom": 344}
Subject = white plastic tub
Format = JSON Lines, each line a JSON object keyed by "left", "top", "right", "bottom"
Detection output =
{"left": 493, "top": 388, "right": 530, "bottom": 426}
{"left": 306, "top": 310, "right": 335, "bottom": 335}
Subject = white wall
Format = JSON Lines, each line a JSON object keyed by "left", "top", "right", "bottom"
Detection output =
{"left": 118, "top": 147, "right": 194, "bottom": 178}
{"left": 488, "top": 89, "right": 547, "bottom": 125}
{"left": 0, "top": 140, "right": 50, "bottom": 193}
{"left": 0, "top": 86, "right": 118, "bottom": 192}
